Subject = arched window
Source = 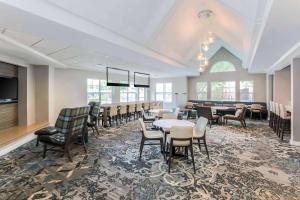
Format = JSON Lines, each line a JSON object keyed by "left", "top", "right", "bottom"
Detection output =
{"left": 210, "top": 61, "right": 236, "bottom": 73}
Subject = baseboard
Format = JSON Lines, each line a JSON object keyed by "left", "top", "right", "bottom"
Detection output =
{"left": 290, "top": 139, "right": 300, "bottom": 146}
{"left": 0, "top": 133, "right": 36, "bottom": 156}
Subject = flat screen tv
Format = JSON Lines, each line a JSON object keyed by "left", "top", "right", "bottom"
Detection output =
{"left": 0, "top": 76, "right": 18, "bottom": 103}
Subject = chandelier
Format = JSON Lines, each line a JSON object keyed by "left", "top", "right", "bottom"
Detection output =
{"left": 197, "top": 32, "right": 215, "bottom": 73}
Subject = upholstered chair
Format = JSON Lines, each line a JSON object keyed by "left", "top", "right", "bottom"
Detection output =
{"left": 278, "top": 104, "right": 291, "bottom": 140}
{"left": 119, "top": 105, "right": 128, "bottom": 123}
{"left": 269, "top": 101, "right": 274, "bottom": 128}
{"left": 166, "top": 126, "right": 195, "bottom": 173}
{"left": 193, "top": 117, "right": 209, "bottom": 158}
{"left": 274, "top": 103, "right": 280, "bottom": 133}
{"left": 162, "top": 112, "right": 178, "bottom": 119}
{"left": 138, "top": 119, "right": 163, "bottom": 160}
{"left": 141, "top": 108, "right": 155, "bottom": 123}
{"left": 108, "top": 106, "right": 118, "bottom": 126}
{"left": 128, "top": 104, "right": 136, "bottom": 121}
{"left": 196, "top": 106, "right": 220, "bottom": 128}
{"left": 250, "top": 104, "right": 262, "bottom": 120}
{"left": 223, "top": 107, "right": 247, "bottom": 128}
{"left": 235, "top": 103, "right": 246, "bottom": 110}
{"left": 136, "top": 103, "right": 143, "bottom": 118}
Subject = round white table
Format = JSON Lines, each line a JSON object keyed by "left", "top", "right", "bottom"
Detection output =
{"left": 153, "top": 119, "right": 194, "bottom": 129}
{"left": 149, "top": 109, "right": 173, "bottom": 114}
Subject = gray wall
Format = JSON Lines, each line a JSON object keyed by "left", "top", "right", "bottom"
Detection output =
{"left": 274, "top": 66, "right": 291, "bottom": 105}
{"left": 188, "top": 48, "right": 267, "bottom": 102}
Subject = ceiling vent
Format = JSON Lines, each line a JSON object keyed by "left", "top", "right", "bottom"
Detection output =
{"left": 198, "top": 9, "right": 214, "bottom": 19}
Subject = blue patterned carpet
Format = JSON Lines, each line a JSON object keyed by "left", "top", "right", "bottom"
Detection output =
{"left": 0, "top": 120, "right": 300, "bottom": 199}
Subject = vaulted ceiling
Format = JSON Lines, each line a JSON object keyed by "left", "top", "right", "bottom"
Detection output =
{"left": 0, "top": 0, "right": 297, "bottom": 77}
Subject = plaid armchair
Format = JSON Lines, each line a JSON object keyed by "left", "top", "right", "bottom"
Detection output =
{"left": 39, "top": 106, "right": 89, "bottom": 162}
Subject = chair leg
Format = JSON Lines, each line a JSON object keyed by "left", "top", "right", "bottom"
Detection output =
{"left": 160, "top": 138, "right": 163, "bottom": 154}
{"left": 43, "top": 144, "right": 47, "bottom": 158}
{"left": 203, "top": 138, "right": 209, "bottom": 159}
{"left": 139, "top": 138, "right": 145, "bottom": 160}
{"left": 66, "top": 146, "right": 73, "bottom": 162}
{"left": 189, "top": 144, "right": 196, "bottom": 173}
{"left": 168, "top": 143, "right": 173, "bottom": 173}
{"left": 82, "top": 135, "right": 88, "bottom": 154}
{"left": 210, "top": 120, "right": 212, "bottom": 128}
{"left": 197, "top": 138, "right": 201, "bottom": 151}
{"left": 36, "top": 137, "right": 39, "bottom": 147}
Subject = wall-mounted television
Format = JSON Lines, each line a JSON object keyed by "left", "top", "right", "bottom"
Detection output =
{"left": 0, "top": 76, "right": 18, "bottom": 103}
{"left": 134, "top": 72, "right": 150, "bottom": 88}
{"left": 106, "top": 67, "right": 130, "bottom": 87}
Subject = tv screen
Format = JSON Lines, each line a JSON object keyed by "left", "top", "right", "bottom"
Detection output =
{"left": 0, "top": 76, "right": 18, "bottom": 102}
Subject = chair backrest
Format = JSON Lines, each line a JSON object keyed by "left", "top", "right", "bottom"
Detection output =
{"left": 170, "top": 126, "right": 193, "bottom": 140}
{"left": 129, "top": 104, "right": 136, "bottom": 112}
{"left": 236, "top": 103, "right": 246, "bottom": 110}
{"left": 235, "top": 106, "right": 247, "bottom": 119}
{"left": 251, "top": 104, "right": 262, "bottom": 110}
{"left": 138, "top": 118, "right": 147, "bottom": 137}
{"left": 55, "top": 106, "right": 89, "bottom": 136}
{"left": 136, "top": 103, "right": 142, "bottom": 112}
{"left": 119, "top": 105, "right": 127, "bottom": 114}
{"left": 269, "top": 101, "right": 273, "bottom": 112}
{"left": 279, "top": 104, "right": 288, "bottom": 118}
{"left": 186, "top": 102, "right": 193, "bottom": 109}
{"left": 144, "top": 102, "right": 150, "bottom": 110}
{"left": 196, "top": 106, "right": 212, "bottom": 119}
{"left": 194, "top": 117, "right": 208, "bottom": 138}
{"left": 275, "top": 103, "right": 280, "bottom": 115}
{"left": 109, "top": 106, "right": 118, "bottom": 116}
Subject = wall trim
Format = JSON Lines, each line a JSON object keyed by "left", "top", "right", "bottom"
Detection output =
{"left": 290, "top": 139, "right": 300, "bottom": 146}
{"left": 0, "top": 133, "right": 36, "bottom": 157}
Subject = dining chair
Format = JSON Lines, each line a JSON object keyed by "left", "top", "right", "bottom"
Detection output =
{"left": 138, "top": 119, "right": 164, "bottom": 160}
{"left": 235, "top": 103, "right": 246, "bottom": 110}
{"left": 141, "top": 108, "right": 155, "bottom": 123}
{"left": 274, "top": 103, "right": 280, "bottom": 134}
{"left": 162, "top": 112, "right": 178, "bottom": 119}
{"left": 250, "top": 104, "right": 262, "bottom": 120}
{"left": 269, "top": 101, "right": 274, "bottom": 128}
{"left": 193, "top": 117, "right": 209, "bottom": 158}
{"left": 196, "top": 106, "right": 220, "bottom": 128}
{"left": 166, "top": 126, "right": 195, "bottom": 173}
{"left": 136, "top": 103, "right": 143, "bottom": 118}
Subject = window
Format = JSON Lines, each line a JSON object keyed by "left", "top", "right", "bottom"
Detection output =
{"left": 100, "top": 80, "right": 112, "bottom": 104}
{"left": 138, "top": 88, "right": 145, "bottom": 101}
{"left": 155, "top": 83, "right": 172, "bottom": 103}
{"left": 210, "top": 61, "right": 236, "bottom": 73}
{"left": 240, "top": 81, "right": 254, "bottom": 101}
{"left": 87, "top": 79, "right": 100, "bottom": 103}
{"left": 120, "top": 82, "right": 138, "bottom": 102}
{"left": 211, "top": 81, "right": 235, "bottom": 101}
{"left": 196, "top": 82, "right": 208, "bottom": 100}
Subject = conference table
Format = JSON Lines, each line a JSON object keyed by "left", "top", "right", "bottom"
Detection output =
{"left": 153, "top": 119, "right": 195, "bottom": 154}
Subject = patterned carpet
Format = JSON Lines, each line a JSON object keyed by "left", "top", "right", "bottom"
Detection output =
{"left": 0, "top": 120, "right": 300, "bottom": 199}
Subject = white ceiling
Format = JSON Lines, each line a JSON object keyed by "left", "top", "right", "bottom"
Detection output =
{"left": 0, "top": 0, "right": 298, "bottom": 77}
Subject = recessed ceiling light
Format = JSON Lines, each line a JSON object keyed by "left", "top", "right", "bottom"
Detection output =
{"left": 198, "top": 10, "right": 214, "bottom": 19}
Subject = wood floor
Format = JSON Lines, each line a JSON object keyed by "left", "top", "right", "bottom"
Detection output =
{"left": 0, "top": 122, "right": 48, "bottom": 148}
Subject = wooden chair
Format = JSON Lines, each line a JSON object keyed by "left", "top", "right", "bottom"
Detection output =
{"left": 87, "top": 103, "right": 101, "bottom": 135}
{"left": 193, "top": 117, "right": 209, "bottom": 158}
{"left": 141, "top": 108, "right": 155, "bottom": 123}
{"left": 269, "top": 101, "right": 274, "bottom": 128}
{"left": 166, "top": 126, "right": 195, "bottom": 173}
{"left": 250, "top": 104, "right": 262, "bottom": 120}
{"left": 196, "top": 106, "right": 220, "bottom": 128}
{"left": 138, "top": 119, "right": 163, "bottom": 160}
{"left": 223, "top": 107, "right": 247, "bottom": 128}
{"left": 136, "top": 103, "right": 143, "bottom": 118}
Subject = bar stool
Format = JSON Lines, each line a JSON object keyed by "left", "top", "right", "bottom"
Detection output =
{"left": 119, "top": 105, "right": 128, "bottom": 123}
{"left": 136, "top": 103, "right": 143, "bottom": 118}
{"left": 128, "top": 104, "right": 136, "bottom": 121}
{"left": 274, "top": 103, "right": 280, "bottom": 134}
{"left": 278, "top": 104, "right": 291, "bottom": 140}
{"left": 108, "top": 106, "right": 118, "bottom": 126}
{"left": 269, "top": 101, "right": 274, "bottom": 128}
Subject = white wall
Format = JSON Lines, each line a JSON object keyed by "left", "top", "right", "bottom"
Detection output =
{"left": 151, "top": 76, "right": 188, "bottom": 109}
{"left": 52, "top": 68, "right": 149, "bottom": 124}
{"left": 188, "top": 48, "right": 267, "bottom": 102}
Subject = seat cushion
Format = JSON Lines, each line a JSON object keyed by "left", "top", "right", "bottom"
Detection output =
{"left": 212, "top": 114, "right": 220, "bottom": 119}
{"left": 39, "top": 132, "right": 66, "bottom": 145}
{"left": 35, "top": 126, "right": 58, "bottom": 136}
{"left": 224, "top": 114, "right": 237, "bottom": 120}
{"left": 145, "top": 130, "right": 163, "bottom": 139}
{"left": 166, "top": 135, "right": 191, "bottom": 146}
